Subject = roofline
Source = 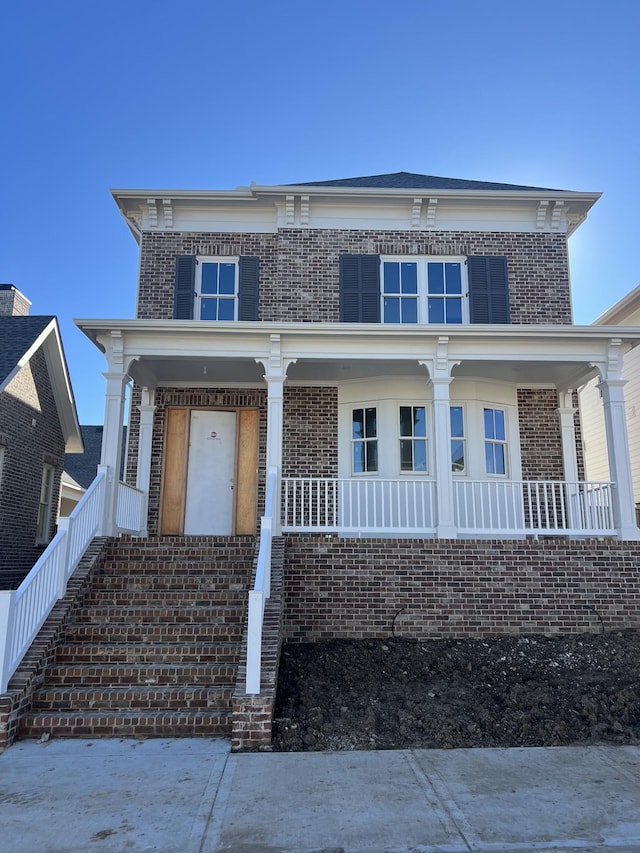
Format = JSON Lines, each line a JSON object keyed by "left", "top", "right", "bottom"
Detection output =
{"left": 593, "top": 283, "right": 640, "bottom": 325}
{"left": 111, "top": 185, "right": 602, "bottom": 203}
{"left": 1, "top": 318, "right": 83, "bottom": 453}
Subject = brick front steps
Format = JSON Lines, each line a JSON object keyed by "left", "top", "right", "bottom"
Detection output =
{"left": 19, "top": 536, "right": 255, "bottom": 740}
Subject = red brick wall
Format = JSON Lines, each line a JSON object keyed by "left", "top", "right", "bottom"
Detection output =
{"left": 283, "top": 387, "right": 338, "bottom": 477}
{"left": 517, "top": 389, "right": 585, "bottom": 480}
{"left": 283, "top": 537, "right": 640, "bottom": 641}
{"left": 0, "top": 349, "right": 65, "bottom": 585}
{"left": 136, "top": 229, "right": 572, "bottom": 325}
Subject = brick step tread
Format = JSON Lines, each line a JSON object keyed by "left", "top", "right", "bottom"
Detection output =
{"left": 54, "top": 642, "right": 241, "bottom": 664}
{"left": 80, "top": 591, "right": 245, "bottom": 606}
{"left": 44, "top": 662, "right": 237, "bottom": 686}
{"left": 91, "top": 576, "right": 249, "bottom": 591}
{"left": 19, "top": 709, "right": 232, "bottom": 739}
{"left": 74, "top": 605, "right": 244, "bottom": 622}
{"left": 65, "top": 624, "right": 243, "bottom": 642}
{"left": 98, "top": 563, "right": 253, "bottom": 575}
{"left": 31, "top": 685, "right": 233, "bottom": 711}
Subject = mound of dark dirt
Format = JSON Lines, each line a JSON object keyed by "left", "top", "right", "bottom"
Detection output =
{"left": 272, "top": 630, "right": 640, "bottom": 751}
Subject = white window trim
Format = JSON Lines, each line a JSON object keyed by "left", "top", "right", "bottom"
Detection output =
{"left": 194, "top": 256, "right": 239, "bottom": 321}
{"left": 380, "top": 256, "right": 469, "bottom": 325}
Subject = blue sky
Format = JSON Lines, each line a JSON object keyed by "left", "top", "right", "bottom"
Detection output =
{"left": 2, "top": 0, "right": 639, "bottom": 424}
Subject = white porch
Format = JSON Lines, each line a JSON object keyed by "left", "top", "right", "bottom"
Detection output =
{"left": 75, "top": 319, "right": 640, "bottom": 543}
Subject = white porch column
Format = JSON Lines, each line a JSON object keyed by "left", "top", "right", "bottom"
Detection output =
{"left": 557, "top": 392, "right": 579, "bottom": 484}
{"left": 430, "top": 377, "right": 457, "bottom": 539}
{"left": 597, "top": 377, "right": 640, "bottom": 540}
{"left": 135, "top": 387, "right": 156, "bottom": 537}
{"left": 257, "top": 335, "right": 296, "bottom": 536}
{"left": 100, "top": 370, "right": 128, "bottom": 536}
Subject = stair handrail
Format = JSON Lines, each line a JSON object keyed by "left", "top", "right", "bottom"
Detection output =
{"left": 0, "top": 469, "right": 107, "bottom": 693}
{"left": 246, "top": 466, "right": 278, "bottom": 694}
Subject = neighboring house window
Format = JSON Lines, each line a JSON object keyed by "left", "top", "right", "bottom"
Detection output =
{"left": 399, "top": 405, "right": 427, "bottom": 472}
{"left": 36, "top": 463, "right": 55, "bottom": 543}
{"left": 382, "top": 259, "right": 466, "bottom": 324}
{"left": 340, "top": 254, "right": 509, "bottom": 324}
{"left": 173, "top": 255, "right": 260, "bottom": 320}
{"left": 484, "top": 408, "right": 507, "bottom": 475}
{"left": 450, "top": 406, "right": 465, "bottom": 473}
{"left": 352, "top": 407, "right": 378, "bottom": 473}
{"left": 196, "top": 258, "right": 238, "bottom": 320}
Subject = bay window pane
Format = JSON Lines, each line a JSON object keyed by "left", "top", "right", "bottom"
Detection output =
{"left": 366, "top": 441, "right": 378, "bottom": 472}
{"left": 413, "top": 440, "right": 427, "bottom": 472}
{"left": 485, "top": 443, "right": 495, "bottom": 474}
{"left": 413, "top": 406, "right": 426, "bottom": 436}
{"left": 494, "top": 444, "right": 506, "bottom": 475}
{"left": 484, "top": 408, "right": 494, "bottom": 439}
{"left": 450, "top": 406, "right": 464, "bottom": 437}
{"left": 400, "top": 439, "right": 413, "bottom": 471}
{"left": 353, "top": 443, "right": 365, "bottom": 473}
{"left": 451, "top": 440, "right": 465, "bottom": 473}
{"left": 352, "top": 409, "right": 364, "bottom": 440}
{"left": 494, "top": 409, "right": 505, "bottom": 440}
{"left": 399, "top": 406, "right": 412, "bottom": 436}
{"left": 365, "top": 407, "right": 377, "bottom": 438}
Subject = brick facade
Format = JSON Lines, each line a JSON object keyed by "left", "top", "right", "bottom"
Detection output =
{"left": 136, "top": 229, "right": 572, "bottom": 326}
{"left": 283, "top": 537, "right": 640, "bottom": 642}
{"left": 282, "top": 387, "right": 338, "bottom": 478}
{"left": 0, "top": 348, "right": 65, "bottom": 586}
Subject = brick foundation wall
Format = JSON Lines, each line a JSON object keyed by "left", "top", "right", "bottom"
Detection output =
{"left": 0, "top": 349, "right": 65, "bottom": 586}
{"left": 283, "top": 536, "right": 640, "bottom": 642}
{"left": 136, "top": 229, "right": 572, "bottom": 325}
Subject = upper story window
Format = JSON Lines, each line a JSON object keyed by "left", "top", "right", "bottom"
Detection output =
{"left": 381, "top": 259, "right": 466, "bottom": 324}
{"left": 174, "top": 255, "right": 260, "bottom": 321}
{"left": 339, "top": 254, "right": 509, "bottom": 325}
{"left": 196, "top": 258, "right": 238, "bottom": 320}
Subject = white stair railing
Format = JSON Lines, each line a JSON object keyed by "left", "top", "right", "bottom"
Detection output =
{"left": 0, "top": 470, "right": 107, "bottom": 693}
{"left": 246, "top": 466, "right": 278, "bottom": 694}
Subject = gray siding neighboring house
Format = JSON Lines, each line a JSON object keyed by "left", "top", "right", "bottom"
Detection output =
{"left": 0, "top": 285, "right": 82, "bottom": 587}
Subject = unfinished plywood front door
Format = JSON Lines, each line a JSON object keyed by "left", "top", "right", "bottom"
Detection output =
{"left": 160, "top": 407, "right": 258, "bottom": 535}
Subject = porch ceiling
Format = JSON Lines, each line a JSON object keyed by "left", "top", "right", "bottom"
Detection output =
{"left": 125, "top": 353, "right": 598, "bottom": 390}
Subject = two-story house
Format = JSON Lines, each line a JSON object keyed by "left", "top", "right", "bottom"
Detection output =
{"left": 6, "top": 172, "right": 639, "bottom": 751}
{"left": 79, "top": 172, "right": 639, "bottom": 544}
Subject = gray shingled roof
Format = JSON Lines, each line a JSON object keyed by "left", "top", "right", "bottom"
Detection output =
{"left": 289, "top": 172, "right": 564, "bottom": 192}
{"left": 64, "top": 425, "right": 104, "bottom": 489}
{"left": 0, "top": 315, "right": 54, "bottom": 385}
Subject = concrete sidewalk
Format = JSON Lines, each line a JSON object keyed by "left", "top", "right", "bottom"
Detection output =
{"left": 0, "top": 738, "right": 638, "bottom": 853}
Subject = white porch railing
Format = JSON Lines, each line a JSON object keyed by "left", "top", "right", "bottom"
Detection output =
{"left": 116, "top": 481, "right": 146, "bottom": 532}
{"left": 0, "top": 470, "right": 107, "bottom": 693}
{"left": 283, "top": 477, "right": 437, "bottom": 534}
{"left": 0, "top": 472, "right": 148, "bottom": 693}
{"left": 246, "top": 466, "right": 278, "bottom": 694}
{"left": 454, "top": 480, "right": 615, "bottom": 536}
{"left": 281, "top": 477, "right": 615, "bottom": 537}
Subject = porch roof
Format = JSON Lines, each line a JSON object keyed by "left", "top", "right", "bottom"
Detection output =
{"left": 75, "top": 319, "right": 640, "bottom": 391}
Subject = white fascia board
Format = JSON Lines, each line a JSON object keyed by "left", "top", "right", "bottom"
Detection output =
{"left": 75, "top": 319, "right": 640, "bottom": 367}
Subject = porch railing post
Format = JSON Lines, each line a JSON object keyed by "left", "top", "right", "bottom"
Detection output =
{"left": 0, "top": 591, "right": 17, "bottom": 693}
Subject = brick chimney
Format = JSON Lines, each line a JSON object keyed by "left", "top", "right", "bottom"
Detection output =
{"left": 0, "top": 284, "right": 31, "bottom": 316}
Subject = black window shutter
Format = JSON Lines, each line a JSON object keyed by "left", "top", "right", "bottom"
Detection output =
{"left": 174, "top": 256, "right": 196, "bottom": 319}
{"left": 468, "top": 256, "right": 510, "bottom": 324}
{"left": 339, "top": 255, "right": 381, "bottom": 322}
{"left": 238, "top": 256, "right": 260, "bottom": 321}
